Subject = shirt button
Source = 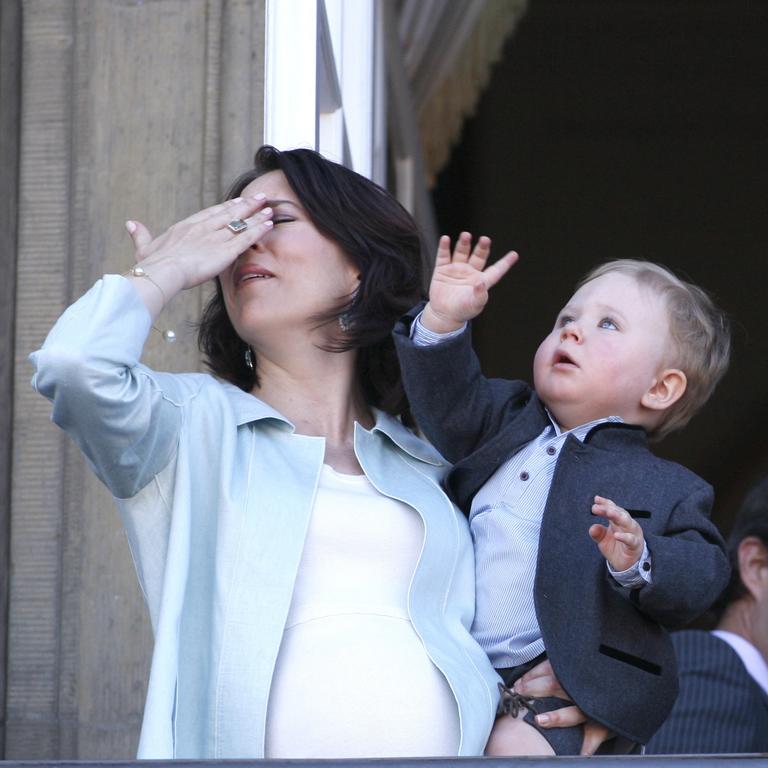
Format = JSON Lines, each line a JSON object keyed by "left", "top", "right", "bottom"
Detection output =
{"left": 546, "top": 446, "right": 556, "bottom": 456}
{"left": 520, "top": 471, "right": 530, "bottom": 481}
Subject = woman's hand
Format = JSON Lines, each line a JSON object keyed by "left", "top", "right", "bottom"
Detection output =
{"left": 513, "top": 659, "right": 612, "bottom": 756}
{"left": 421, "top": 232, "right": 518, "bottom": 335}
{"left": 124, "top": 196, "right": 274, "bottom": 318}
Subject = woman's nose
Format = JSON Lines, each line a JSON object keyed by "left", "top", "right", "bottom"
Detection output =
{"left": 247, "top": 235, "right": 267, "bottom": 254}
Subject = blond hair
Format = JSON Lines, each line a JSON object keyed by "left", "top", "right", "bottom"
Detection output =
{"left": 578, "top": 260, "right": 730, "bottom": 440}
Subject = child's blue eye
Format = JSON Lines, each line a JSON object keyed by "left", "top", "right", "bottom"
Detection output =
{"left": 599, "top": 317, "right": 618, "bottom": 330}
{"left": 558, "top": 315, "right": 574, "bottom": 327}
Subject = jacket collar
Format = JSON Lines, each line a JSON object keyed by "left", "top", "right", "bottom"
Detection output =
{"left": 368, "top": 409, "right": 444, "bottom": 466}
{"left": 530, "top": 393, "right": 648, "bottom": 449}
{"left": 583, "top": 420, "right": 648, "bottom": 448}
{"left": 221, "top": 381, "right": 295, "bottom": 428}
{"left": 221, "top": 381, "right": 443, "bottom": 466}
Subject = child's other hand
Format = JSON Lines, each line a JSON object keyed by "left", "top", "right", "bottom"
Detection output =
{"left": 421, "top": 232, "right": 518, "bottom": 334}
{"left": 588, "top": 495, "right": 645, "bottom": 572}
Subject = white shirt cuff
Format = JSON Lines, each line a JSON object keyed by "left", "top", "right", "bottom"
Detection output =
{"left": 608, "top": 541, "right": 652, "bottom": 588}
{"left": 410, "top": 310, "right": 467, "bottom": 346}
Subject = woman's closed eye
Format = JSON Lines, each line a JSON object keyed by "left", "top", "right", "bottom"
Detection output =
{"left": 272, "top": 216, "right": 295, "bottom": 226}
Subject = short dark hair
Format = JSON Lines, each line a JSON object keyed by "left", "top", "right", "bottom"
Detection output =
{"left": 198, "top": 145, "right": 426, "bottom": 421}
{"left": 713, "top": 475, "right": 768, "bottom": 619}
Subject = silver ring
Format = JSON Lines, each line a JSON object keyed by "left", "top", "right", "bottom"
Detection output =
{"left": 227, "top": 218, "right": 248, "bottom": 234}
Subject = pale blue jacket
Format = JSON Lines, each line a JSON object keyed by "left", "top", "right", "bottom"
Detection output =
{"left": 31, "top": 276, "right": 499, "bottom": 758}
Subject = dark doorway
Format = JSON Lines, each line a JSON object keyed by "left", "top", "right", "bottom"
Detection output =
{"left": 433, "top": 0, "right": 768, "bottom": 531}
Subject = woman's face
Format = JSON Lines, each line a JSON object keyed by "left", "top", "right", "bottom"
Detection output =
{"left": 220, "top": 170, "right": 360, "bottom": 345}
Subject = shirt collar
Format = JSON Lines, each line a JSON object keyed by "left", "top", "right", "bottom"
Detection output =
{"left": 712, "top": 630, "right": 768, "bottom": 696}
{"left": 545, "top": 409, "right": 624, "bottom": 442}
{"left": 221, "top": 381, "right": 443, "bottom": 466}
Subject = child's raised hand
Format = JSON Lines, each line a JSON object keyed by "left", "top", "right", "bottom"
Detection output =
{"left": 421, "top": 232, "right": 518, "bottom": 334}
{"left": 588, "top": 496, "right": 645, "bottom": 572}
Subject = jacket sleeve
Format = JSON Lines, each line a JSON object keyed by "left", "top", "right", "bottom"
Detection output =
{"left": 392, "top": 305, "right": 531, "bottom": 464}
{"left": 30, "top": 275, "right": 182, "bottom": 499}
{"left": 613, "top": 482, "right": 730, "bottom": 628}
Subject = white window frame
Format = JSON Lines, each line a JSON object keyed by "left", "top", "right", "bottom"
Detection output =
{"left": 263, "top": 0, "right": 385, "bottom": 184}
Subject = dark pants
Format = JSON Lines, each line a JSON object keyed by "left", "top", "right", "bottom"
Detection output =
{"left": 496, "top": 656, "right": 640, "bottom": 756}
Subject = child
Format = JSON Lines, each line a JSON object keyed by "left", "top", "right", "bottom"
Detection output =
{"left": 392, "top": 233, "right": 731, "bottom": 756}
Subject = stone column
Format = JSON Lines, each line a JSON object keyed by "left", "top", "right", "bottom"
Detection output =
{"left": 7, "top": 0, "right": 265, "bottom": 758}
{"left": 0, "top": 0, "right": 23, "bottom": 757}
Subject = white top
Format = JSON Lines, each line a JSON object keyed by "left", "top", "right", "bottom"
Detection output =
{"left": 712, "top": 629, "right": 768, "bottom": 695}
{"left": 264, "top": 464, "right": 460, "bottom": 757}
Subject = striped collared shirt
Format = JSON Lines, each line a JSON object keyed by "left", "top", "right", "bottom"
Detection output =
{"left": 469, "top": 415, "right": 621, "bottom": 667}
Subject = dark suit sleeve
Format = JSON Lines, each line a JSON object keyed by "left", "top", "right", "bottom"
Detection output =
{"left": 614, "top": 483, "right": 730, "bottom": 628}
{"left": 392, "top": 305, "right": 531, "bottom": 464}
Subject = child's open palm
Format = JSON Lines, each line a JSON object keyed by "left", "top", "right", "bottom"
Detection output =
{"left": 589, "top": 495, "right": 646, "bottom": 572}
{"left": 421, "top": 232, "right": 518, "bottom": 334}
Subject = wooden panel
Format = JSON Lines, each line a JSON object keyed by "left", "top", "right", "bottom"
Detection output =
{"left": 73, "top": 0, "right": 209, "bottom": 756}
{"left": 0, "top": 0, "right": 22, "bottom": 758}
{"left": 220, "top": 0, "right": 266, "bottom": 189}
{"left": 8, "top": 0, "right": 266, "bottom": 758}
{"left": 7, "top": 0, "right": 76, "bottom": 756}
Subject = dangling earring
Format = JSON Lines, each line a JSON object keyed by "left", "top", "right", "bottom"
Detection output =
{"left": 244, "top": 346, "right": 254, "bottom": 370}
{"left": 339, "top": 286, "right": 358, "bottom": 333}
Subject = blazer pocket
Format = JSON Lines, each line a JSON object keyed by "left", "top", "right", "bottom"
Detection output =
{"left": 599, "top": 643, "right": 662, "bottom": 676}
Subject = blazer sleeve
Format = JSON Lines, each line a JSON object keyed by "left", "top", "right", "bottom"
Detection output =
{"left": 615, "top": 482, "right": 730, "bottom": 628}
{"left": 393, "top": 305, "right": 531, "bottom": 464}
{"left": 30, "top": 275, "right": 182, "bottom": 499}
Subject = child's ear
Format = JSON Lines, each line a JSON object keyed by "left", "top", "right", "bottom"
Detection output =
{"left": 641, "top": 368, "right": 687, "bottom": 412}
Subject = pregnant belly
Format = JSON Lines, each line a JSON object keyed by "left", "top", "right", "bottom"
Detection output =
{"left": 264, "top": 612, "right": 460, "bottom": 758}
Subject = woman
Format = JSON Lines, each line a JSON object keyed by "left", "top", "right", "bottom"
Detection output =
{"left": 32, "top": 146, "right": 598, "bottom": 759}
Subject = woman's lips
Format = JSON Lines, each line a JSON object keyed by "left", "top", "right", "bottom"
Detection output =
{"left": 234, "top": 263, "right": 275, "bottom": 286}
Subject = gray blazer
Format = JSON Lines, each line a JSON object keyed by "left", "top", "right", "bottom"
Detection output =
{"left": 393, "top": 311, "right": 729, "bottom": 744}
{"left": 646, "top": 631, "right": 768, "bottom": 754}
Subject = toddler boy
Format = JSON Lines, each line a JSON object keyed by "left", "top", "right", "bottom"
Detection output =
{"left": 393, "top": 234, "right": 731, "bottom": 755}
